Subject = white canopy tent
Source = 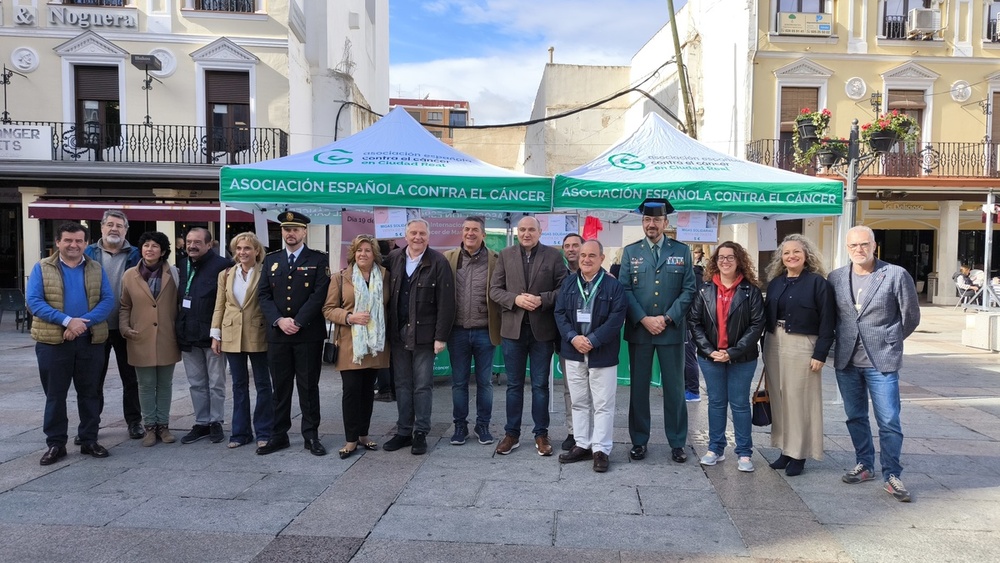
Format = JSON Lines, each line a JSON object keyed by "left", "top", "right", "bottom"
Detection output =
{"left": 553, "top": 113, "right": 843, "bottom": 224}
{"left": 219, "top": 107, "right": 551, "bottom": 225}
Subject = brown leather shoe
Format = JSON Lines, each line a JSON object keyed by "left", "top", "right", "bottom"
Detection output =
{"left": 535, "top": 434, "right": 553, "bottom": 456}
{"left": 593, "top": 451, "right": 609, "bottom": 472}
{"left": 558, "top": 445, "right": 592, "bottom": 464}
{"left": 494, "top": 433, "right": 519, "bottom": 456}
{"left": 157, "top": 425, "right": 176, "bottom": 444}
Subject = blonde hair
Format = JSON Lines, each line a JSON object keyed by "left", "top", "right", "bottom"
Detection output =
{"left": 229, "top": 232, "right": 265, "bottom": 264}
{"left": 764, "top": 233, "right": 827, "bottom": 282}
{"left": 347, "top": 234, "right": 382, "bottom": 267}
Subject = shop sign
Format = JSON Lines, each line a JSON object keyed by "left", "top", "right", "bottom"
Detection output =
{"left": 0, "top": 126, "right": 53, "bottom": 161}
{"left": 40, "top": 6, "right": 139, "bottom": 30}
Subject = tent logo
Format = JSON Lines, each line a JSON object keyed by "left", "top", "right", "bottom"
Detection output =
{"left": 609, "top": 153, "right": 645, "bottom": 171}
{"left": 315, "top": 149, "right": 353, "bottom": 165}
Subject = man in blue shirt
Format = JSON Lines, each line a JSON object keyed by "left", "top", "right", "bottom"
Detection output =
{"left": 27, "top": 222, "right": 115, "bottom": 466}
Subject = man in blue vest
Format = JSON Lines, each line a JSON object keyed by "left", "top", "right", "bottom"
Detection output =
{"left": 27, "top": 222, "right": 114, "bottom": 465}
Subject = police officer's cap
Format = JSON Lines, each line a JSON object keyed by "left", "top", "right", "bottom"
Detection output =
{"left": 638, "top": 198, "right": 675, "bottom": 217}
{"left": 279, "top": 210, "right": 310, "bottom": 228}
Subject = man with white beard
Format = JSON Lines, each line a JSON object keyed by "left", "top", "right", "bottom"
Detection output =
{"left": 84, "top": 210, "right": 143, "bottom": 441}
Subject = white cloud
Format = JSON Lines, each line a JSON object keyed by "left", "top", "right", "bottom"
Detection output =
{"left": 392, "top": 0, "right": 669, "bottom": 124}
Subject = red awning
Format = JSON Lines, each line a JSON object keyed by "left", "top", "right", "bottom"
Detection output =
{"left": 28, "top": 200, "right": 255, "bottom": 223}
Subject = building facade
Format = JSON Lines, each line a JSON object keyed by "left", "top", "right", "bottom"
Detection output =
{"left": 389, "top": 97, "right": 469, "bottom": 146}
{"left": 521, "top": 1, "right": 1000, "bottom": 305}
{"left": 0, "top": 0, "right": 388, "bottom": 290}
{"left": 736, "top": 0, "right": 1000, "bottom": 304}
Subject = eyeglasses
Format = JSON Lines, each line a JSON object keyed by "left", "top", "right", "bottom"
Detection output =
{"left": 717, "top": 255, "right": 736, "bottom": 263}
{"left": 847, "top": 242, "right": 872, "bottom": 251}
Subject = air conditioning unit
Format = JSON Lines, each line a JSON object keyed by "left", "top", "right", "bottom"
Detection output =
{"left": 908, "top": 8, "right": 940, "bottom": 34}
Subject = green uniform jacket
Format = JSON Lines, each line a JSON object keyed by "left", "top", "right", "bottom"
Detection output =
{"left": 620, "top": 236, "right": 697, "bottom": 345}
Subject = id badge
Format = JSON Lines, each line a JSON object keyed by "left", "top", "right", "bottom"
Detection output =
{"left": 576, "top": 310, "right": 592, "bottom": 323}
{"left": 182, "top": 298, "right": 192, "bottom": 309}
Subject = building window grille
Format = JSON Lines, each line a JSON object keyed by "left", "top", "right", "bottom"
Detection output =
{"left": 196, "top": 0, "right": 255, "bottom": 13}
{"left": 67, "top": 0, "right": 126, "bottom": 6}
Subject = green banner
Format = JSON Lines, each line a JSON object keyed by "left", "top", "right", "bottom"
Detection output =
{"left": 553, "top": 178, "right": 842, "bottom": 215}
{"left": 221, "top": 169, "right": 552, "bottom": 213}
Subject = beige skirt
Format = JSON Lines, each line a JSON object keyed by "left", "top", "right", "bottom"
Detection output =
{"left": 762, "top": 329, "right": 824, "bottom": 461}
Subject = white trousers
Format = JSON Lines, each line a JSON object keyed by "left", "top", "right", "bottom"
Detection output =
{"left": 564, "top": 357, "right": 617, "bottom": 455}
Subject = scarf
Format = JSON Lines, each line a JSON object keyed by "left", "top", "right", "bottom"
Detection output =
{"left": 712, "top": 273, "right": 743, "bottom": 350}
{"left": 138, "top": 261, "right": 164, "bottom": 299}
{"left": 351, "top": 264, "right": 386, "bottom": 364}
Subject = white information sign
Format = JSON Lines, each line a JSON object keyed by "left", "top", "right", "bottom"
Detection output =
{"left": 675, "top": 212, "right": 719, "bottom": 243}
{"left": 0, "top": 125, "right": 52, "bottom": 160}
{"left": 374, "top": 207, "right": 408, "bottom": 239}
{"left": 757, "top": 218, "right": 778, "bottom": 252}
{"left": 536, "top": 213, "right": 579, "bottom": 246}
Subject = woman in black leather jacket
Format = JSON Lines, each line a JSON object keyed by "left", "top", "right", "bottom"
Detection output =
{"left": 688, "top": 242, "right": 765, "bottom": 473}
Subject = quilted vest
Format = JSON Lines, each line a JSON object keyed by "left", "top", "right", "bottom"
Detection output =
{"left": 30, "top": 254, "right": 108, "bottom": 345}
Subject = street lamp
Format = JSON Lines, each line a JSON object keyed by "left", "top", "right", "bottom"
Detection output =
{"left": 829, "top": 118, "right": 879, "bottom": 268}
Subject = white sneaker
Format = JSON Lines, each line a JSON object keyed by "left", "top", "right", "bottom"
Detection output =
{"left": 699, "top": 451, "right": 725, "bottom": 466}
{"left": 737, "top": 456, "right": 754, "bottom": 472}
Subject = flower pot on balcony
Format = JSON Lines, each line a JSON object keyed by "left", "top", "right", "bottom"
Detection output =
{"left": 796, "top": 121, "right": 819, "bottom": 141}
{"left": 816, "top": 148, "right": 844, "bottom": 168}
{"left": 868, "top": 130, "right": 900, "bottom": 154}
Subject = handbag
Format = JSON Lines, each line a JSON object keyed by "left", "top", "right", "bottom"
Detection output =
{"left": 322, "top": 273, "right": 342, "bottom": 364}
{"left": 751, "top": 369, "right": 772, "bottom": 427}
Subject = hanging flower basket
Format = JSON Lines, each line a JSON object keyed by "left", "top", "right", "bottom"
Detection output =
{"left": 861, "top": 111, "right": 919, "bottom": 154}
{"left": 867, "top": 130, "right": 900, "bottom": 154}
{"left": 816, "top": 148, "right": 844, "bottom": 168}
{"left": 796, "top": 121, "right": 819, "bottom": 141}
{"left": 794, "top": 108, "right": 830, "bottom": 142}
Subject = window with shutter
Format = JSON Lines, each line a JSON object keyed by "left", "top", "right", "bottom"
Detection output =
{"left": 205, "top": 71, "right": 250, "bottom": 155}
{"left": 74, "top": 65, "right": 121, "bottom": 154}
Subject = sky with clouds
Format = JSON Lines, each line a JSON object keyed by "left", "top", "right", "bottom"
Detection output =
{"left": 389, "top": 1, "right": 682, "bottom": 125}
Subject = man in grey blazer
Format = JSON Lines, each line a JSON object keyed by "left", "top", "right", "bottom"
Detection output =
{"left": 829, "top": 225, "right": 920, "bottom": 502}
{"left": 489, "top": 216, "right": 568, "bottom": 457}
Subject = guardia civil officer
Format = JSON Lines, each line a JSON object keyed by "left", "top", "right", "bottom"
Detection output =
{"left": 621, "top": 199, "right": 697, "bottom": 463}
{"left": 257, "top": 211, "right": 332, "bottom": 456}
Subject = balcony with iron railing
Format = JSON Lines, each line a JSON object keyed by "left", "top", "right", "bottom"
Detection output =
{"left": 745, "top": 138, "right": 1000, "bottom": 179}
{"left": 9, "top": 121, "right": 288, "bottom": 165}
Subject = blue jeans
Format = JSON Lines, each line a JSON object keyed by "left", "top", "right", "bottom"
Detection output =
{"left": 698, "top": 357, "right": 756, "bottom": 457}
{"left": 835, "top": 365, "right": 904, "bottom": 480}
{"left": 226, "top": 351, "right": 273, "bottom": 443}
{"left": 449, "top": 327, "right": 495, "bottom": 427}
{"left": 501, "top": 331, "right": 553, "bottom": 438}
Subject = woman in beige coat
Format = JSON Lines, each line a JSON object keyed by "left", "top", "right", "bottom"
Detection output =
{"left": 120, "top": 231, "right": 181, "bottom": 446}
{"left": 210, "top": 232, "right": 273, "bottom": 449}
{"left": 323, "top": 234, "right": 390, "bottom": 459}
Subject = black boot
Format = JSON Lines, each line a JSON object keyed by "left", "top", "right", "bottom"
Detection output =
{"left": 769, "top": 454, "right": 791, "bottom": 469}
{"left": 785, "top": 458, "right": 806, "bottom": 476}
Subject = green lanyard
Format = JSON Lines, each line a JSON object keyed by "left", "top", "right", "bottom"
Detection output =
{"left": 184, "top": 259, "right": 196, "bottom": 295}
{"left": 576, "top": 271, "right": 605, "bottom": 308}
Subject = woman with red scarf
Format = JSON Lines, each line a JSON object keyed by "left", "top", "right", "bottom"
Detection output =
{"left": 688, "top": 242, "right": 765, "bottom": 472}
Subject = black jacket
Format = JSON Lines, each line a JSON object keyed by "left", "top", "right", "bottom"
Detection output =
{"left": 688, "top": 278, "right": 765, "bottom": 363}
{"left": 763, "top": 270, "right": 836, "bottom": 361}
{"left": 387, "top": 246, "right": 456, "bottom": 349}
{"left": 176, "top": 250, "right": 232, "bottom": 350}
{"left": 258, "top": 246, "right": 331, "bottom": 343}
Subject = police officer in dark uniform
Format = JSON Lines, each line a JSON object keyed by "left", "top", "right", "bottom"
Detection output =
{"left": 621, "top": 199, "right": 697, "bottom": 463}
{"left": 256, "top": 211, "right": 331, "bottom": 456}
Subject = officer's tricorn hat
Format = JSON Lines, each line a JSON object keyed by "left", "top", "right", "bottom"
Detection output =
{"left": 637, "top": 198, "right": 675, "bottom": 217}
{"left": 279, "top": 210, "right": 310, "bottom": 228}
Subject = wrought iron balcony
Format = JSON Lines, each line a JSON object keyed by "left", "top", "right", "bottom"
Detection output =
{"left": 10, "top": 121, "right": 288, "bottom": 165}
{"left": 745, "top": 139, "right": 1000, "bottom": 178}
